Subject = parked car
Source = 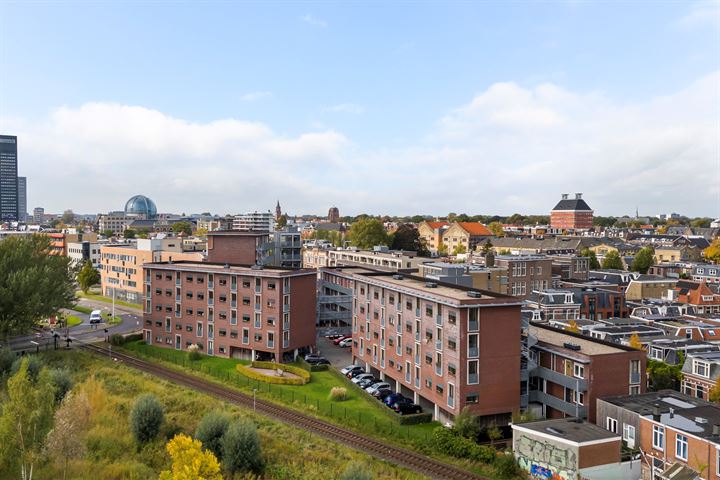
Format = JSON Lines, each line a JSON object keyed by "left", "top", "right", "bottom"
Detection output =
{"left": 384, "top": 393, "right": 407, "bottom": 407}
{"left": 365, "top": 382, "right": 390, "bottom": 395}
{"left": 304, "top": 353, "right": 322, "bottom": 361}
{"left": 333, "top": 336, "right": 351, "bottom": 345}
{"left": 351, "top": 373, "right": 374, "bottom": 384}
{"left": 374, "top": 388, "right": 394, "bottom": 400}
{"left": 325, "top": 333, "right": 345, "bottom": 340}
{"left": 357, "top": 377, "right": 377, "bottom": 389}
{"left": 338, "top": 338, "right": 353, "bottom": 348}
{"left": 393, "top": 402, "right": 422, "bottom": 415}
{"left": 306, "top": 357, "right": 331, "bottom": 366}
{"left": 341, "top": 365, "right": 359, "bottom": 375}
{"left": 89, "top": 310, "right": 102, "bottom": 324}
{"left": 346, "top": 367, "right": 365, "bottom": 378}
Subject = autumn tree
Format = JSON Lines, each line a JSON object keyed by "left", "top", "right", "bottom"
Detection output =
{"left": 0, "top": 358, "right": 56, "bottom": 480}
{"left": 705, "top": 240, "right": 720, "bottom": 264}
{"left": 631, "top": 247, "right": 655, "bottom": 274}
{"left": 159, "top": 434, "right": 223, "bottom": 480}
{"left": 46, "top": 391, "right": 91, "bottom": 480}
{"left": 601, "top": 250, "right": 624, "bottom": 270}
{"left": 567, "top": 320, "right": 580, "bottom": 334}
{"left": 348, "top": 218, "right": 389, "bottom": 249}
{"left": 709, "top": 377, "right": 720, "bottom": 403}
{"left": 488, "top": 221, "right": 505, "bottom": 237}
{"left": 0, "top": 235, "right": 76, "bottom": 339}
{"left": 452, "top": 244, "right": 467, "bottom": 255}
{"left": 628, "top": 333, "right": 643, "bottom": 350}
{"left": 580, "top": 249, "right": 600, "bottom": 269}
{"left": 77, "top": 260, "right": 100, "bottom": 293}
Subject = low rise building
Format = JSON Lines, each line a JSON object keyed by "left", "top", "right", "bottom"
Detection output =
{"left": 417, "top": 221, "right": 449, "bottom": 253}
{"left": 674, "top": 280, "right": 720, "bottom": 315}
{"left": 142, "top": 262, "right": 317, "bottom": 361}
{"left": 420, "top": 262, "right": 507, "bottom": 294}
{"left": 97, "top": 211, "right": 132, "bottom": 235}
{"left": 550, "top": 193, "right": 594, "bottom": 230}
{"left": 681, "top": 351, "right": 720, "bottom": 400}
{"left": 693, "top": 265, "right": 720, "bottom": 285}
{"left": 441, "top": 222, "right": 493, "bottom": 253}
{"left": 493, "top": 255, "right": 553, "bottom": 300}
{"left": 625, "top": 275, "right": 677, "bottom": 301}
{"left": 67, "top": 240, "right": 104, "bottom": 269}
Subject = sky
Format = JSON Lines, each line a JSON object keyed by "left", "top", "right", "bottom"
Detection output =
{"left": 0, "top": 1, "right": 718, "bottom": 218}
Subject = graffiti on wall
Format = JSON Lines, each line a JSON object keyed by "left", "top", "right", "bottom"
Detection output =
{"left": 515, "top": 435, "right": 577, "bottom": 480}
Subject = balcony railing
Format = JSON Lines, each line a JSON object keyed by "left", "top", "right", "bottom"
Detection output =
{"left": 208, "top": 281, "right": 214, "bottom": 289}
{"left": 529, "top": 390, "right": 587, "bottom": 418}
{"left": 231, "top": 301, "right": 237, "bottom": 308}
{"left": 469, "top": 320, "right": 479, "bottom": 331}
{"left": 436, "top": 315, "right": 443, "bottom": 326}
{"left": 267, "top": 341, "right": 275, "bottom": 348}
{"left": 534, "top": 366, "right": 588, "bottom": 391}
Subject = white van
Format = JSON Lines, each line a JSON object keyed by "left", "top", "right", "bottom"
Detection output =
{"left": 89, "top": 310, "right": 102, "bottom": 324}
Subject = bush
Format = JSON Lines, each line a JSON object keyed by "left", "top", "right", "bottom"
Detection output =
{"left": 310, "top": 363, "right": 329, "bottom": 372}
{"left": 187, "top": 344, "right": 201, "bottom": 361}
{"left": 50, "top": 368, "right": 74, "bottom": 404}
{"left": 329, "top": 387, "right": 347, "bottom": 402}
{"left": 130, "top": 394, "right": 164, "bottom": 444}
{"left": 432, "top": 427, "right": 495, "bottom": 463}
{"left": 340, "top": 461, "right": 372, "bottom": 480}
{"left": 237, "top": 362, "right": 310, "bottom": 385}
{"left": 454, "top": 407, "right": 481, "bottom": 441}
{"left": 109, "top": 334, "right": 126, "bottom": 346}
{"left": 397, "top": 412, "right": 433, "bottom": 425}
{"left": 0, "top": 347, "right": 15, "bottom": 375}
{"left": 11, "top": 355, "right": 42, "bottom": 382}
{"left": 195, "top": 411, "right": 230, "bottom": 461}
{"left": 494, "top": 452, "right": 521, "bottom": 479}
{"left": 222, "top": 419, "right": 264, "bottom": 475}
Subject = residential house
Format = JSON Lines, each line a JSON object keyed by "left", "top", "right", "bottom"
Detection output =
{"left": 441, "top": 222, "right": 493, "bottom": 254}
{"left": 417, "top": 221, "right": 449, "bottom": 254}
{"left": 681, "top": 351, "right": 720, "bottom": 400}
{"left": 625, "top": 275, "right": 677, "bottom": 301}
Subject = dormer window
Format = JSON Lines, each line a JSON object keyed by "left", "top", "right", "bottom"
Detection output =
{"left": 565, "top": 294, "right": 573, "bottom": 304}
{"left": 693, "top": 360, "right": 710, "bottom": 378}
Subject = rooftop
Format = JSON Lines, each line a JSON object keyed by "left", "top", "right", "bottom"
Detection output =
{"left": 530, "top": 323, "right": 630, "bottom": 355}
{"left": 601, "top": 390, "right": 711, "bottom": 416}
{"left": 513, "top": 418, "right": 617, "bottom": 444}
{"left": 145, "top": 260, "right": 315, "bottom": 276}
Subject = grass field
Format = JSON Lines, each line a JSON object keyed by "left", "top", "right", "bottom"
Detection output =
{"left": 73, "top": 305, "right": 122, "bottom": 324}
{"left": 118, "top": 341, "right": 512, "bottom": 479}
{"left": 75, "top": 291, "right": 142, "bottom": 310}
{"left": 65, "top": 315, "right": 83, "bottom": 328}
{"left": 22, "top": 350, "right": 425, "bottom": 480}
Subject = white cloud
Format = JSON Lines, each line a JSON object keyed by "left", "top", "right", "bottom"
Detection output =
{"left": 676, "top": 1, "right": 719, "bottom": 30}
{"left": 4, "top": 73, "right": 717, "bottom": 217}
{"left": 300, "top": 14, "right": 327, "bottom": 28}
{"left": 240, "top": 91, "right": 272, "bottom": 102}
{"left": 323, "top": 103, "right": 365, "bottom": 114}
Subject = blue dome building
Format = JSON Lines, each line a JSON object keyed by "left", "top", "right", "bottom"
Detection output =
{"left": 125, "top": 195, "right": 157, "bottom": 219}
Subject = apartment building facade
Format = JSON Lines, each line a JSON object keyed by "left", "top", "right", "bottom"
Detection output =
{"left": 67, "top": 240, "right": 103, "bottom": 269}
{"left": 420, "top": 262, "right": 508, "bottom": 294}
{"left": 232, "top": 211, "right": 275, "bottom": 232}
{"left": 527, "top": 324, "right": 646, "bottom": 422}
{"left": 550, "top": 193, "right": 594, "bottom": 230}
{"left": 142, "top": 262, "right": 317, "bottom": 361}
{"left": 493, "top": 255, "right": 553, "bottom": 300}
{"left": 441, "top": 222, "right": 493, "bottom": 253}
{"left": 325, "top": 266, "right": 522, "bottom": 425}
{"left": 303, "top": 246, "right": 422, "bottom": 271}
{"left": 680, "top": 351, "right": 720, "bottom": 401}
{"left": 417, "top": 221, "right": 448, "bottom": 253}
{"left": 97, "top": 212, "right": 131, "bottom": 235}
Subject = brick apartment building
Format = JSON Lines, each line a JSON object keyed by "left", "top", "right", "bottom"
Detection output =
{"left": 324, "top": 266, "right": 522, "bottom": 425}
{"left": 142, "top": 262, "right": 317, "bottom": 361}
{"left": 441, "top": 222, "right": 493, "bottom": 253}
{"left": 492, "top": 255, "right": 553, "bottom": 300}
{"left": 527, "top": 323, "right": 646, "bottom": 422}
{"left": 417, "top": 221, "right": 449, "bottom": 253}
{"left": 550, "top": 193, "right": 594, "bottom": 230}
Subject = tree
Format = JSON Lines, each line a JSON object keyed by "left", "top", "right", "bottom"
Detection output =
{"left": 124, "top": 228, "right": 137, "bottom": 239}
{"left": 348, "top": 218, "right": 389, "bottom": 249}
{"left": 580, "top": 249, "right": 600, "bottom": 269}
{"left": 481, "top": 240, "right": 493, "bottom": 255}
{"left": 0, "top": 358, "right": 56, "bottom": 480}
{"left": 0, "top": 346, "right": 14, "bottom": 376}
{"left": 487, "top": 221, "right": 505, "bottom": 237}
{"left": 101, "top": 229, "right": 114, "bottom": 238}
{"left": 195, "top": 227, "right": 209, "bottom": 237}
{"left": 631, "top": 247, "right": 655, "bottom": 274}
{"left": 453, "top": 407, "right": 481, "bottom": 441}
{"left": 709, "top": 377, "right": 720, "bottom": 403}
{"left": 50, "top": 368, "right": 74, "bottom": 405}
{"left": 171, "top": 221, "right": 193, "bottom": 236}
{"left": 276, "top": 214, "right": 288, "bottom": 229}
{"left": 45, "top": 391, "right": 91, "bottom": 480}
{"left": 601, "top": 250, "right": 624, "bottom": 270}
{"left": 506, "top": 213, "right": 525, "bottom": 225}
{"left": 705, "top": 240, "right": 720, "bottom": 264}
{"left": 130, "top": 394, "right": 164, "bottom": 444}
{"left": 452, "top": 244, "right": 467, "bottom": 255}
{"left": 339, "top": 462, "right": 372, "bottom": 480}
{"left": 222, "top": 420, "right": 263, "bottom": 475}
{"left": 77, "top": 260, "right": 100, "bottom": 293}
{"left": 567, "top": 320, "right": 580, "bottom": 334}
{"left": 195, "top": 411, "right": 230, "bottom": 461}
{"left": 390, "top": 224, "right": 425, "bottom": 253}
{"left": 691, "top": 218, "right": 711, "bottom": 228}
{"left": 487, "top": 425, "right": 503, "bottom": 446}
{"left": 61, "top": 210, "right": 75, "bottom": 225}
{"left": 628, "top": 333, "right": 643, "bottom": 350}
{"left": 647, "top": 359, "right": 682, "bottom": 391}
{"left": 159, "top": 434, "right": 223, "bottom": 480}
{"left": 0, "top": 235, "right": 76, "bottom": 339}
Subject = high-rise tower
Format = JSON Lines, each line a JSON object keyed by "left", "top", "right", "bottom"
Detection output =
{"left": 0, "top": 135, "right": 19, "bottom": 222}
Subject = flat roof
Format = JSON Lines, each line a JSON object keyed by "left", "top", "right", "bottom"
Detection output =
{"left": 145, "top": 261, "right": 315, "bottom": 276}
{"left": 530, "top": 323, "right": 630, "bottom": 355}
{"left": 513, "top": 418, "right": 619, "bottom": 444}
{"left": 601, "top": 390, "right": 711, "bottom": 416}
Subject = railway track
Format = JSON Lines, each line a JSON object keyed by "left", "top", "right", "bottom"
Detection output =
{"left": 78, "top": 342, "right": 487, "bottom": 480}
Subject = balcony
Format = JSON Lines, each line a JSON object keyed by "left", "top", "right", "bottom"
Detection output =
{"left": 175, "top": 279, "right": 181, "bottom": 286}
{"left": 267, "top": 340, "right": 275, "bottom": 348}
{"left": 529, "top": 390, "right": 587, "bottom": 418}
{"left": 231, "top": 301, "right": 237, "bottom": 308}
{"left": 208, "top": 299, "right": 214, "bottom": 306}
{"left": 415, "top": 332, "right": 420, "bottom": 342}
{"left": 435, "top": 365, "right": 442, "bottom": 376}
{"left": 414, "top": 354, "right": 420, "bottom": 365}
{"left": 534, "top": 366, "right": 588, "bottom": 391}
{"left": 175, "top": 295, "right": 181, "bottom": 302}
{"left": 208, "top": 281, "right": 214, "bottom": 289}
{"left": 231, "top": 284, "right": 237, "bottom": 292}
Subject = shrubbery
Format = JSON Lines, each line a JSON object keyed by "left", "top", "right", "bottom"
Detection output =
{"left": 236, "top": 362, "right": 310, "bottom": 385}
{"left": 50, "top": 368, "right": 73, "bottom": 404}
{"left": 329, "top": 387, "right": 347, "bottom": 401}
{"left": 187, "top": 344, "right": 201, "bottom": 361}
{"left": 130, "top": 394, "right": 164, "bottom": 444}
{"left": 11, "top": 355, "right": 42, "bottom": 382}
{"left": 339, "top": 461, "right": 372, "bottom": 480}
{"left": 0, "top": 347, "right": 15, "bottom": 376}
{"left": 223, "top": 419, "right": 264, "bottom": 475}
{"left": 494, "top": 452, "right": 522, "bottom": 479}
{"left": 397, "top": 412, "right": 432, "bottom": 425}
{"left": 431, "top": 427, "right": 495, "bottom": 463}
{"left": 195, "top": 411, "right": 230, "bottom": 461}
{"left": 109, "top": 333, "right": 142, "bottom": 346}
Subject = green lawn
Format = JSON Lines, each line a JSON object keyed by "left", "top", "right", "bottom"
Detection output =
{"left": 65, "top": 315, "right": 83, "bottom": 328}
{"left": 75, "top": 291, "right": 142, "bottom": 310}
{"left": 73, "top": 305, "right": 123, "bottom": 324}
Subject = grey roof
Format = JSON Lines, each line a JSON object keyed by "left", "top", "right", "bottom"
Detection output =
{"left": 552, "top": 198, "right": 593, "bottom": 212}
{"left": 601, "top": 389, "right": 711, "bottom": 416}
{"left": 514, "top": 418, "right": 617, "bottom": 444}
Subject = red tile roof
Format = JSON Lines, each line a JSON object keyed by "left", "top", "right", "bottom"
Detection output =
{"left": 457, "top": 222, "right": 493, "bottom": 236}
{"left": 426, "top": 221, "right": 449, "bottom": 230}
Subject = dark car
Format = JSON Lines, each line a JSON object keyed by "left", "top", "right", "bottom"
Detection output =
{"left": 373, "top": 388, "right": 393, "bottom": 400}
{"left": 384, "top": 393, "right": 407, "bottom": 407}
{"left": 306, "top": 357, "right": 331, "bottom": 366}
{"left": 346, "top": 367, "right": 365, "bottom": 378}
{"left": 304, "top": 353, "right": 322, "bottom": 361}
{"left": 393, "top": 402, "right": 422, "bottom": 415}
{"left": 357, "top": 377, "right": 377, "bottom": 389}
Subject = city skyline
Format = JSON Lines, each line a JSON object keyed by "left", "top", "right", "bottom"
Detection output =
{"left": 0, "top": 2, "right": 717, "bottom": 216}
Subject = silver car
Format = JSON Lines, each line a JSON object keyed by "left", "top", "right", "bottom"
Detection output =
{"left": 365, "top": 382, "right": 391, "bottom": 395}
{"left": 351, "top": 373, "right": 374, "bottom": 384}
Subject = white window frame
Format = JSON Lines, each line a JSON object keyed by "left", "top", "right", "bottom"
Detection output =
{"left": 623, "top": 424, "right": 636, "bottom": 448}
{"left": 653, "top": 425, "right": 664, "bottom": 451}
{"left": 675, "top": 433, "right": 688, "bottom": 461}
{"left": 573, "top": 363, "right": 585, "bottom": 379}
{"left": 606, "top": 417, "right": 618, "bottom": 433}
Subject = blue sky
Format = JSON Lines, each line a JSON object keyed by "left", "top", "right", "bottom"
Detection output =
{"left": 1, "top": 1, "right": 718, "bottom": 217}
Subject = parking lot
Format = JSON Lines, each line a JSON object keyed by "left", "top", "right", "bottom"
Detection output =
{"left": 314, "top": 332, "right": 352, "bottom": 368}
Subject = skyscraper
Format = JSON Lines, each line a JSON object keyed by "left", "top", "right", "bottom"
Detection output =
{"left": 17, "top": 176, "right": 27, "bottom": 221}
{"left": 0, "top": 135, "right": 19, "bottom": 222}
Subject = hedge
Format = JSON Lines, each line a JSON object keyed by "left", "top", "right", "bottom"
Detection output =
{"left": 431, "top": 426, "right": 496, "bottom": 463}
{"left": 236, "top": 362, "right": 310, "bottom": 385}
{"left": 297, "top": 357, "right": 330, "bottom": 372}
{"left": 398, "top": 412, "right": 433, "bottom": 425}
{"left": 110, "top": 333, "right": 143, "bottom": 346}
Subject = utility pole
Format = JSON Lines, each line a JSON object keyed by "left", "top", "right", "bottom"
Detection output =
{"left": 111, "top": 286, "right": 116, "bottom": 324}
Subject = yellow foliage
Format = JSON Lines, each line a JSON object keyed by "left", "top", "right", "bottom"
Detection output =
{"left": 710, "top": 377, "right": 720, "bottom": 403}
{"left": 704, "top": 240, "right": 720, "bottom": 264}
{"left": 159, "top": 434, "right": 222, "bottom": 480}
{"left": 567, "top": 320, "right": 580, "bottom": 334}
{"left": 629, "top": 334, "right": 643, "bottom": 350}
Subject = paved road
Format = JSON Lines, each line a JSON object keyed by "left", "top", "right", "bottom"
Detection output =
{"left": 315, "top": 332, "right": 352, "bottom": 369}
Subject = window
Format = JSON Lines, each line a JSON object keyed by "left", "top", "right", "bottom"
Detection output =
{"left": 466, "top": 394, "right": 479, "bottom": 403}
{"left": 676, "top": 433, "right": 688, "bottom": 461}
{"left": 623, "top": 424, "right": 636, "bottom": 448}
{"left": 653, "top": 425, "right": 664, "bottom": 450}
{"left": 573, "top": 363, "right": 585, "bottom": 379}
{"left": 629, "top": 385, "right": 641, "bottom": 395}
{"left": 693, "top": 361, "right": 709, "bottom": 378}
{"left": 573, "top": 390, "right": 584, "bottom": 406}
{"left": 606, "top": 417, "right": 618, "bottom": 433}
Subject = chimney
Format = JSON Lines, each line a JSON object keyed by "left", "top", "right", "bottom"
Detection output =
{"left": 575, "top": 193, "right": 582, "bottom": 199}
{"left": 713, "top": 425, "right": 720, "bottom": 436}
{"left": 652, "top": 404, "right": 661, "bottom": 421}
{"left": 562, "top": 193, "right": 569, "bottom": 200}
{"left": 168, "top": 256, "right": 173, "bottom": 264}
{"left": 669, "top": 408, "right": 674, "bottom": 419}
